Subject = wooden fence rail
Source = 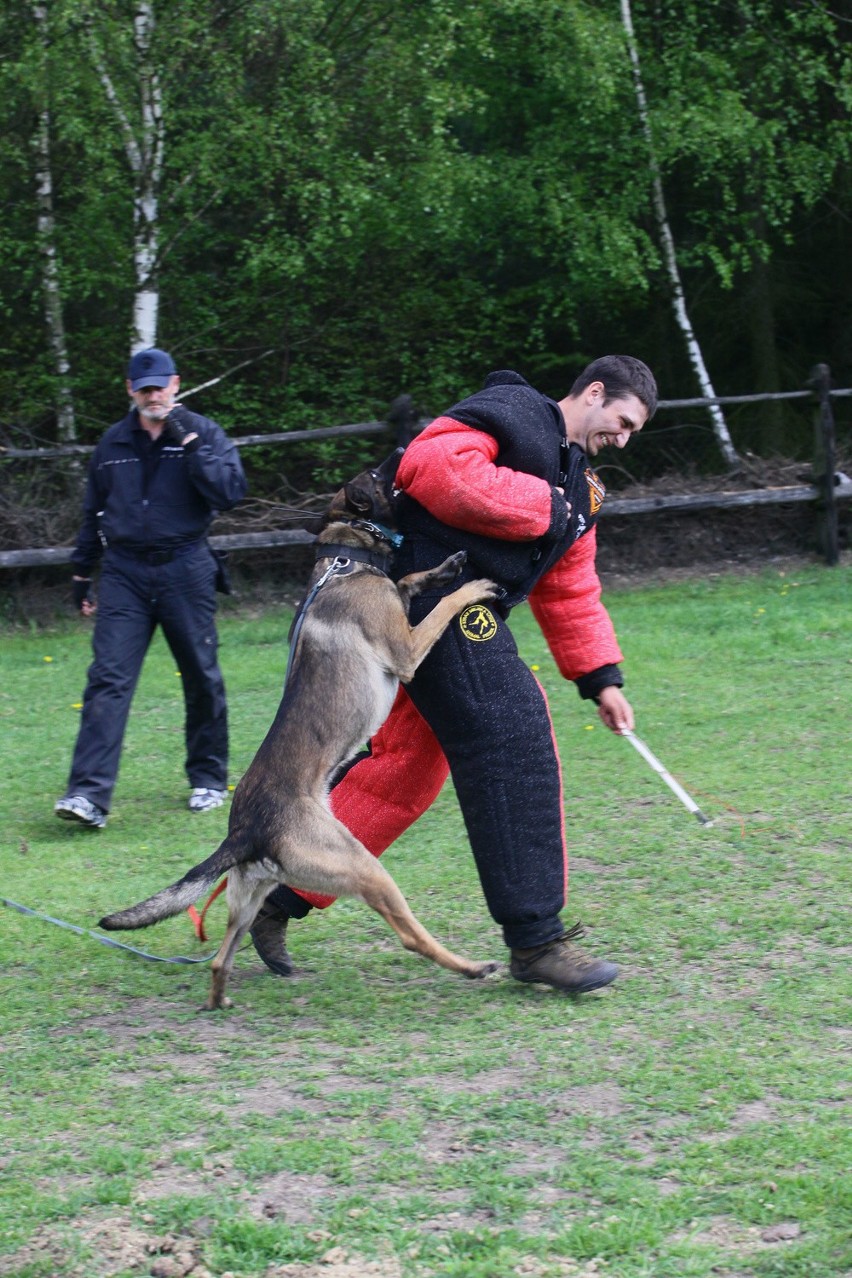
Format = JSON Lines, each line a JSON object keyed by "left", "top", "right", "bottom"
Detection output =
{"left": 1, "top": 367, "right": 849, "bottom": 568}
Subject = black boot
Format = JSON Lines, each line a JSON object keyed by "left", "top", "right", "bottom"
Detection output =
{"left": 249, "top": 903, "right": 295, "bottom": 977}
{"left": 249, "top": 886, "right": 313, "bottom": 977}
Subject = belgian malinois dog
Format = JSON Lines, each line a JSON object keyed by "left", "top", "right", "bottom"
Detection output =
{"left": 99, "top": 450, "right": 500, "bottom": 1008}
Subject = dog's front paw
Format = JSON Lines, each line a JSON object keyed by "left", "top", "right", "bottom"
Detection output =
{"left": 433, "top": 550, "right": 467, "bottom": 584}
{"left": 467, "top": 578, "right": 501, "bottom": 602}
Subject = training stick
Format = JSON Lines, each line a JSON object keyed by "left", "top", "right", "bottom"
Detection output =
{"left": 620, "top": 729, "right": 714, "bottom": 827}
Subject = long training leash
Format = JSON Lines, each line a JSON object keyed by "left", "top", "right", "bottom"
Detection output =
{"left": 1, "top": 895, "right": 220, "bottom": 964}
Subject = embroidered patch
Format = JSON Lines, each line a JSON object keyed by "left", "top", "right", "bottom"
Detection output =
{"left": 584, "top": 467, "right": 606, "bottom": 515}
{"left": 459, "top": 605, "right": 498, "bottom": 642}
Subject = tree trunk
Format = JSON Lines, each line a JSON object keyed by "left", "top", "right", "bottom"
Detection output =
{"left": 31, "top": 1, "right": 76, "bottom": 443}
{"left": 619, "top": 0, "right": 740, "bottom": 469}
{"left": 87, "top": 1, "right": 164, "bottom": 352}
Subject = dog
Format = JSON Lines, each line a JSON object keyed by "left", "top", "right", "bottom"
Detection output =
{"left": 99, "top": 449, "right": 501, "bottom": 1008}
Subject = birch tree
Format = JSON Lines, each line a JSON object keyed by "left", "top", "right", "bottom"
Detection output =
{"left": 85, "top": 1, "right": 163, "bottom": 351}
{"left": 29, "top": 2, "right": 76, "bottom": 440}
{"left": 619, "top": 0, "right": 740, "bottom": 468}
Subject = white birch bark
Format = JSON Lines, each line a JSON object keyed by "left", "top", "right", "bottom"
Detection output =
{"left": 620, "top": 0, "right": 740, "bottom": 468}
{"left": 87, "top": 1, "right": 164, "bottom": 352}
{"left": 31, "top": 1, "right": 77, "bottom": 442}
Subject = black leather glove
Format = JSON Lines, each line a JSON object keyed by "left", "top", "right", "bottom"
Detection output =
{"left": 72, "top": 578, "right": 93, "bottom": 611}
{"left": 163, "top": 405, "right": 198, "bottom": 446}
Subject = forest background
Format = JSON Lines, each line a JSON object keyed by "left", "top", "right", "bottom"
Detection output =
{"left": 1, "top": 0, "right": 851, "bottom": 507}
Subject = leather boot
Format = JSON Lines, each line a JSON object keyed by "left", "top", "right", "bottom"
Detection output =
{"left": 510, "top": 927, "right": 618, "bottom": 994}
{"left": 249, "top": 902, "right": 295, "bottom": 977}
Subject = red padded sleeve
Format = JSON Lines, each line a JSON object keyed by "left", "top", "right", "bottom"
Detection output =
{"left": 528, "top": 527, "right": 623, "bottom": 680}
{"left": 396, "top": 416, "right": 556, "bottom": 540}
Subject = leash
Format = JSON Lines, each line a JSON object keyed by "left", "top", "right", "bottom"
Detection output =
{"left": 7, "top": 543, "right": 390, "bottom": 965}
{"left": 186, "top": 876, "right": 228, "bottom": 942}
{"left": 1, "top": 895, "right": 220, "bottom": 964}
{"left": 282, "top": 556, "right": 351, "bottom": 689}
{"left": 282, "top": 527, "right": 398, "bottom": 690}
{"left": 15, "top": 537, "right": 402, "bottom": 959}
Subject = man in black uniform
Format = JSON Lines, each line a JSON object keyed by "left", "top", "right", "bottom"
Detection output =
{"left": 55, "top": 348, "right": 248, "bottom": 829}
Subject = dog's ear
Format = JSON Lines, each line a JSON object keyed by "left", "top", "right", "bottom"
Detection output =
{"left": 374, "top": 447, "right": 405, "bottom": 488}
{"left": 342, "top": 478, "right": 374, "bottom": 514}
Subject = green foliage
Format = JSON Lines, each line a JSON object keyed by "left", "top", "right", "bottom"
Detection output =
{"left": 0, "top": 0, "right": 850, "bottom": 442}
{"left": 635, "top": 0, "right": 852, "bottom": 283}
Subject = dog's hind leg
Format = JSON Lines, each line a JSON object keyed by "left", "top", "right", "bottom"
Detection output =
{"left": 280, "top": 817, "right": 498, "bottom": 980}
{"left": 205, "top": 868, "right": 275, "bottom": 1010}
{"left": 358, "top": 858, "right": 498, "bottom": 979}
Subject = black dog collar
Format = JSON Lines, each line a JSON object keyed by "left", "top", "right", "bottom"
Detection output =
{"left": 315, "top": 542, "right": 392, "bottom": 572}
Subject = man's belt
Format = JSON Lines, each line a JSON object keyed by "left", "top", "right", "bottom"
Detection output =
{"left": 112, "top": 540, "right": 202, "bottom": 566}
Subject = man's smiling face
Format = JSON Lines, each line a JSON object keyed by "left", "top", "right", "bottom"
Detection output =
{"left": 564, "top": 380, "right": 648, "bottom": 456}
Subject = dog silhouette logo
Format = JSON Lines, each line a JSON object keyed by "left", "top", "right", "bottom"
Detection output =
{"left": 459, "top": 605, "right": 498, "bottom": 642}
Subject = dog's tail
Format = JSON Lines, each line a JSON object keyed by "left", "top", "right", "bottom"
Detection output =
{"left": 98, "top": 837, "right": 244, "bottom": 932}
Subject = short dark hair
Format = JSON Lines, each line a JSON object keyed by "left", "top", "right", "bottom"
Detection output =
{"left": 569, "top": 355, "right": 658, "bottom": 419}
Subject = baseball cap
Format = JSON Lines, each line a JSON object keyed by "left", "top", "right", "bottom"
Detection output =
{"left": 127, "top": 347, "right": 178, "bottom": 391}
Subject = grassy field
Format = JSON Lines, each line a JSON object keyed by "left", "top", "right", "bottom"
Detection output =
{"left": 1, "top": 561, "right": 849, "bottom": 1278}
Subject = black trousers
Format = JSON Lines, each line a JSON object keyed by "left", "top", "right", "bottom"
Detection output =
{"left": 65, "top": 544, "right": 228, "bottom": 810}
{"left": 403, "top": 589, "right": 567, "bottom": 950}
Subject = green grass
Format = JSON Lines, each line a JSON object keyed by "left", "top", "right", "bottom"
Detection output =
{"left": 1, "top": 562, "right": 850, "bottom": 1278}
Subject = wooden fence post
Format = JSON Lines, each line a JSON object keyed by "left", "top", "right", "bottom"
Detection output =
{"left": 808, "top": 363, "right": 839, "bottom": 566}
{"left": 386, "top": 394, "right": 420, "bottom": 448}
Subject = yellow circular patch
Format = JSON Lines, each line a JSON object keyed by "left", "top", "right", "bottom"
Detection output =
{"left": 459, "top": 605, "right": 498, "bottom": 642}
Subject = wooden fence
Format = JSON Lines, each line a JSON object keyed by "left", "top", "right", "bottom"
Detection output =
{"left": 1, "top": 366, "right": 850, "bottom": 570}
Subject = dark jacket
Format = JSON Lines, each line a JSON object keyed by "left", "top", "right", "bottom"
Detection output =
{"left": 71, "top": 407, "right": 247, "bottom": 575}
{"left": 394, "top": 370, "right": 623, "bottom": 698}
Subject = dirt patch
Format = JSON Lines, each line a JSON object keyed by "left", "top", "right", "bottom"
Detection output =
{"left": 270, "top": 1258, "right": 402, "bottom": 1278}
{"left": 0, "top": 1214, "right": 408, "bottom": 1278}
{"left": 247, "top": 1172, "right": 338, "bottom": 1226}
{"left": 0, "top": 1215, "right": 209, "bottom": 1278}
{"left": 551, "top": 1083, "right": 626, "bottom": 1118}
{"left": 669, "top": 1211, "right": 803, "bottom": 1255}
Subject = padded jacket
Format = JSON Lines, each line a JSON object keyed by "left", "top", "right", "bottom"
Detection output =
{"left": 395, "top": 370, "right": 623, "bottom": 699}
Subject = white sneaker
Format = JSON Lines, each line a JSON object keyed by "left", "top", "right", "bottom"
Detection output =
{"left": 55, "top": 794, "right": 107, "bottom": 829}
{"left": 188, "top": 787, "right": 227, "bottom": 812}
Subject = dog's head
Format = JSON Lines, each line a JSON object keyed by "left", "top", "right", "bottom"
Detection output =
{"left": 324, "top": 447, "right": 404, "bottom": 530}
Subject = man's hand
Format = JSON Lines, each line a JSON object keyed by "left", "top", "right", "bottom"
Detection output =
{"left": 555, "top": 486, "right": 572, "bottom": 515}
{"left": 72, "top": 576, "right": 96, "bottom": 617}
{"left": 163, "top": 404, "right": 199, "bottom": 447}
{"left": 596, "top": 686, "right": 634, "bottom": 734}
